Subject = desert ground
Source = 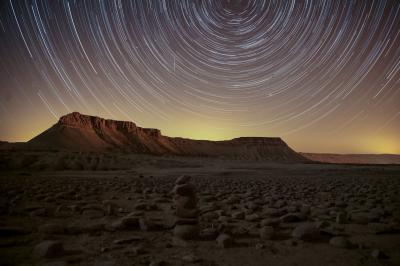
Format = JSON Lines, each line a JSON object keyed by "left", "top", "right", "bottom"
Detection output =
{"left": 1, "top": 151, "right": 400, "bottom": 266}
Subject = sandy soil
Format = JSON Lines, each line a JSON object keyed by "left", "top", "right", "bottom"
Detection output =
{"left": 1, "top": 153, "right": 399, "bottom": 266}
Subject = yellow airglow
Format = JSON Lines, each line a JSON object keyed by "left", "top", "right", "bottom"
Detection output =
{"left": 366, "top": 137, "right": 400, "bottom": 154}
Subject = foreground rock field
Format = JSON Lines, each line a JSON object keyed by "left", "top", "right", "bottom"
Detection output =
{"left": 1, "top": 159, "right": 400, "bottom": 266}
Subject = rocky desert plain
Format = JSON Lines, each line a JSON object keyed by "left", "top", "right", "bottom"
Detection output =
{"left": 1, "top": 113, "right": 400, "bottom": 266}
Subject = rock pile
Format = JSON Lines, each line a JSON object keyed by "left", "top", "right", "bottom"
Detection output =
{"left": 172, "top": 175, "right": 199, "bottom": 243}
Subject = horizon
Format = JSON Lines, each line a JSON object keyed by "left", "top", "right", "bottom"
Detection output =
{"left": 0, "top": 1, "right": 399, "bottom": 155}
{"left": 1, "top": 111, "right": 399, "bottom": 155}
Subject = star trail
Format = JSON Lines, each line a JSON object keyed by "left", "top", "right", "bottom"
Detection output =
{"left": 0, "top": 0, "right": 399, "bottom": 153}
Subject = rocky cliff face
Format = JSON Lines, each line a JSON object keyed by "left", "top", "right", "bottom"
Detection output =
{"left": 26, "top": 112, "right": 308, "bottom": 162}
{"left": 58, "top": 111, "right": 161, "bottom": 137}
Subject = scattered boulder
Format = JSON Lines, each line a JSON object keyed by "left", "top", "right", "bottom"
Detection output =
{"left": 232, "top": 211, "right": 245, "bottom": 220}
{"left": 259, "top": 226, "right": 275, "bottom": 240}
{"left": 260, "top": 218, "right": 280, "bottom": 227}
{"left": 349, "top": 212, "right": 371, "bottom": 224}
{"left": 216, "top": 234, "right": 234, "bottom": 248}
{"left": 280, "top": 213, "right": 303, "bottom": 223}
{"left": 368, "top": 223, "right": 394, "bottom": 234}
{"left": 173, "top": 225, "right": 199, "bottom": 240}
{"left": 82, "top": 209, "right": 104, "bottom": 219}
{"left": 336, "top": 212, "right": 347, "bottom": 224}
{"left": 371, "top": 249, "right": 388, "bottom": 259}
{"left": 182, "top": 253, "right": 201, "bottom": 263}
{"left": 33, "top": 240, "right": 64, "bottom": 258}
{"left": 245, "top": 213, "right": 260, "bottom": 222}
{"left": 292, "top": 223, "right": 320, "bottom": 241}
{"left": 39, "top": 223, "right": 65, "bottom": 234}
{"left": 329, "top": 237, "right": 351, "bottom": 249}
{"left": 113, "top": 235, "right": 144, "bottom": 245}
{"left": 200, "top": 227, "right": 218, "bottom": 240}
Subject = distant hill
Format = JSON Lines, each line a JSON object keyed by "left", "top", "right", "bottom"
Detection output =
{"left": 301, "top": 153, "right": 400, "bottom": 165}
{"left": 4, "top": 112, "right": 308, "bottom": 162}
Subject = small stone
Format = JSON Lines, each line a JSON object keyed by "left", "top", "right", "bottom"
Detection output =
{"left": 245, "top": 213, "right": 260, "bottom": 222}
{"left": 39, "top": 223, "right": 64, "bottom": 234}
{"left": 291, "top": 223, "right": 320, "bottom": 241}
{"left": 175, "top": 207, "right": 198, "bottom": 218}
{"left": 358, "top": 243, "right": 366, "bottom": 250}
{"left": 176, "top": 175, "right": 191, "bottom": 185}
{"left": 369, "top": 208, "right": 384, "bottom": 221}
{"left": 133, "top": 203, "right": 147, "bottom": 210}
{"left": 263, "top": 208, "right": 285, "bottom": 217}
{"left": 368, "top": 223, "right": 393, "bottom": 234}
{"left": 55, "top": 205, "right": 75, "bottom": 218}
{"left": 284, "top": 239, "right": 299, "bottom": 246}
{"left": 109, "top": 216, "right": 140, "bottom": 231}
{"left": 329, "top": 237, "right": 351, "bottom": 249}
{"left": 149, "top": 259, "right": 165, "bottom": 266}
{"left": 139, "top": 218, "right": 153, "bottom": 231}
{"left": 94, "top": 260, "right": 116, "bottom": 266}
{"left": 172, "top": 237, "right": 190, "bottom": 247}
{"left": 259, "top": 226, "right": 275, "bottom": 240}
{"left": 315, "top": 220, "right": 330, "bottom": 229}
{"left": 131, "top": 245, "right": 146, "bottom": 255}
{"left": 182, "top": 254, "right": 201, "bottom": 263}
{"left": 255, "top": 243, "right": 265, "bottom": 249}
{"left": 260, "top": 218, "right": 280, "bottom": 227}
{"left": 113, "top": 236, "right": 144, "bottom": 245}
{"left": 274, "top": 200, "right": 286, "bottom": 208}
{"left": 232, "top": 211, "right": 245, "bottom": 220}
{"left": 33, "top": 240, "right": 64, "bottom": 258}
{"left": 64, "top": 224, "right": 82, "bottom": 235}
{"left": 233, "top": 225, "right": 250, "bottom": 236}
{"left": 174, "top": 218, "right": 198, "bottom": 225}
{"left": 280, "top": 213, "right": 303, "bottom": 223}
{"left": 174, "top": 196, "right": 197, "bottom": 209}
{"left": 200, "top": 227, "right": 218, "bottom": 240}
{"left": 82, "top": 209, "right": 104, "bottom": 219}
{"left": 216, "top": 233, "right": 234, "bottom": 248}
{"left": 173, "top": 224, "right": 199, "bottom": 240}
{"left": 173, "top": 184, "right": 195, "bottom": 197}
{"left": 349, "top": 212, "right": 370, "bottom": 224}
{"left": 336, "top": 213, "right": 347, "bottom": 224}
{"left": 81, "top": 222, "right": 104, "bottom": 235}
{"left": 371, "top": 249, "right": 388, "bottom": 259}
{"left": 30, "top": 208, "right": 47, "bottom": 217}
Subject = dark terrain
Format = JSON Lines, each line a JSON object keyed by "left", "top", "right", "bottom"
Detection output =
{"left": 1, "top": 154, "right": 400, "bottom": 266}
{"left": 1, "top": 113, "right": 399, "bottom": 265}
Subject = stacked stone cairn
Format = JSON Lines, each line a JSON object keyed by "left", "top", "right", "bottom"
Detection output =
{"left": 172, "top": 175, "right": 199, "bottom": 243}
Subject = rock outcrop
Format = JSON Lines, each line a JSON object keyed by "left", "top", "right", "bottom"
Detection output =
{"left": 19, "top": 112, "right": 307, "bottom": 162}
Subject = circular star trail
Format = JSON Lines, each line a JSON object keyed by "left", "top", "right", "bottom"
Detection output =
{"left": 0, "top": 0, "right": 399, "bottom": 153}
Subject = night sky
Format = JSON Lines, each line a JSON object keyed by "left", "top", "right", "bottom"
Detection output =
{"left": 0, "top": 0, "right": 399, "bottom": 154}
